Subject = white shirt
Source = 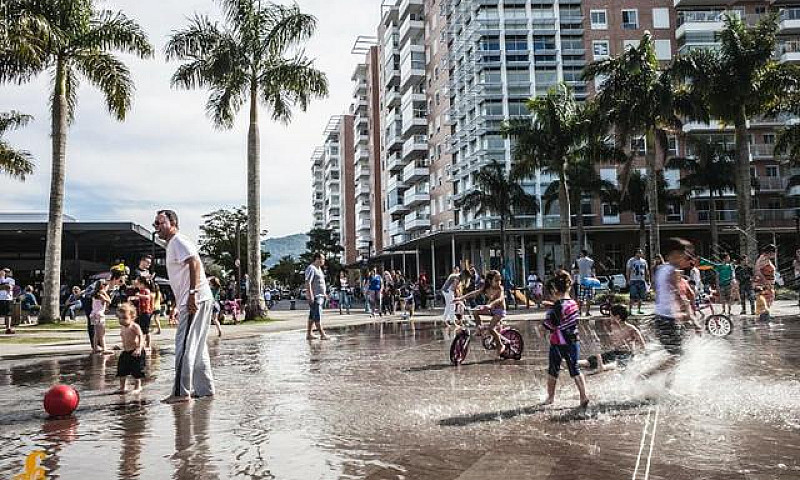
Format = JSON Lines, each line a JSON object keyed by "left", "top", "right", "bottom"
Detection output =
{"left": 576, "top": 257, "right": 594, "bottom": 282}
{"left": 0, "top": 277, "right": 14, "bottom": 301}
{"left": 166, "top": 233, "right": 212, "bottom": 307}
{"left": 654, "top": 264, "right": 677, "bottom": 317}
{"left": 626, "top": 257, "right": 648, "bottom": 282}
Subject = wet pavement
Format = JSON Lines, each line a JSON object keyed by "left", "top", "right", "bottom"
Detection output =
{"left": 1, "top": 317, "right": 799, "bottom": 479}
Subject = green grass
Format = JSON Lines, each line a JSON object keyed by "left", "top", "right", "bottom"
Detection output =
{"left": 0, "top": 335, "right": 75, "bottom": 345}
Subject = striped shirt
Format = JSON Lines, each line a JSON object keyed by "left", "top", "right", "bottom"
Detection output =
{"left": 543, "top": 299, "right": 580, "bottom": 345}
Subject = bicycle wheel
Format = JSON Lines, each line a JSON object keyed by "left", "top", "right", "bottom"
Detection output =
{"left": 482, "top": 333, "right": 495, "bottom": 351}
{"left": 500, "top": 328, "right": 524, "bottom": 360}
{"left": 706, "top": 314, "right": 733, "bottom": 337}
{"left": 599, "top": 303, "right": 611, "bottom": 316}
{"left": 450, "top": 330, "right": 471, "bottom": 365}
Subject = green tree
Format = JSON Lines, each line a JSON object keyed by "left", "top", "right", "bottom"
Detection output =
{"left": 613, "top": 170, "right": 676, "bottom": 252}
{"left": 198, "top": 206, "right": 269, "bottom": 273}
{"left": 584, "top": 32, "right": 696, "bottom": 263}
{"left": 299, "top": 228, "right": 343, "bottom": 283}
{"left": 502, "top": 85, "right": 588, "bottom": 265}
{"left": 165, "top": 0, "right": 329, "bottom": 318}
{"left": 269, "top": 255, "right": 302, "bottom": 289}
{"left": 0, "top": 111, "right": 35, "bottom": 179}
{"left": 0, "top": 0, "right": 153, "bottom": 323}
{"left": 672, "top": 14, "right": 800, "bottom": 261}
{"left": 542, "top": 157, "right": 616, "bottom": 251}
{"left": 666, "top": 137, "right": 737, "bottom": 253}
{"left": 457, "top": 160, "right": 538, "bottom": 273}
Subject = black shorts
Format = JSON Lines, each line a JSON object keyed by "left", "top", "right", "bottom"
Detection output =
{"left": 0, "top": 300, "right": 10, "bottom": 316}
{"left": 116, "top": 350, "right": 146, "bottom": 379}
{"left": 654, "top": 315, "right": 683, "bottom": 355}
{"left": 587, "top": 349, "right": 633, "bottom": 369}
{"left": 136, "top": 313, "right": 152, "bottom": 335}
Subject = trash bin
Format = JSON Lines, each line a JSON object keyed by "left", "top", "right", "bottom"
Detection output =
{"left": 290, "top": 299, "right": 296, "bottom": 310}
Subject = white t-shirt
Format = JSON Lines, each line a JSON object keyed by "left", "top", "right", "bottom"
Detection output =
{"left": 166, "top": 233, "right": 212, "bottom": 307}
{"left": 305, "top": 264, "right": 326, "bottom": 298}
{"left": 527, "top": 273, "right": 539, "bottom": 288}
{"left": 627, "top": 257, "right": 648, "bottom": 282}
{"left": 0, "top": 277, "right": 14, "bottom": 301}
{"left": 576, "top": 257, "right": 594, "bottom": 282}
{"left": 654, "top": 264, "right": 677, "bottom": 318}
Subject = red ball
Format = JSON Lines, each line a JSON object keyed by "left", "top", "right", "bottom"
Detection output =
{"left": 43, "top": 385, "right": 80, "bottom": 417}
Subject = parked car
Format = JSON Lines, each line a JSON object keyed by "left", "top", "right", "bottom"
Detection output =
{"left": 596, "top": 274, "right": 628, "bottom": 293}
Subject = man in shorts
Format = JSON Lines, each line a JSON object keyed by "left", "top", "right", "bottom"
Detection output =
{"left": 305, "top": 253, "right": 328, "bottom": 340}
{"left": 1, "top": 268, "right": 15, "bottom": 334}
{"left": 654, "top": 238, "right": 693, "bottom": 355}
{"left": 574, "top": 250, "right": 596, "bottom": 317}
{"left": 626, "top": 249, "right": 649, "bottom": 315}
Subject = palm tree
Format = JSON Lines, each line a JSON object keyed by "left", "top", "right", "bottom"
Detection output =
{"left": 0, "top": 111, "right": 35, "bottom": 179}
{"left": 457, "top": 160, "right": 538, "bottom": 273}
{"left": 666, "top": 137, "right": 737, "bottom": 253}
{"left": 166, "top": 0, "right": 328, "bottom": 319}
{"left": 672, "top": 14, "right": 799, "bottom": 261}
{"left": 502, "top": 85, "right": 586, "bottom": 265}
{"left": 615, "top": 170, "right": 676, "bottom": 253}
{"left": 584, "top": 32, "right": 696, "bottom": 263}
{"left": 0, "top": 0, "right": 153, "bottom": 323}
{"left": 542, "top": 157, "right": 616, "bottom": 251}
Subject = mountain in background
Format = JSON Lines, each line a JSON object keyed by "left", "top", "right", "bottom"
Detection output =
{"left": 262, "top": 233, "right": 308, "bottom": 268}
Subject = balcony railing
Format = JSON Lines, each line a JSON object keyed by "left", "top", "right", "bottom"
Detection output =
{"left": 698, "top": 210, "right": 737, "bottom": 222}
{"left": 780, "top": 7, "right": 800, "bottom": 21}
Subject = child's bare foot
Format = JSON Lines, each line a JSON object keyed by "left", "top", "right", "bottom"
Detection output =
{"left": 306, "top": 334, "right": 316, "bottom": 340}
{"left": 319, "top": 334, "right": 329, "bottom": 340}
{"left": 541, "top": 397, "right": 554, "bottom": 406}
{"left": 497, "top": 344, "right": 506, "bottom": 357}
{"left": 217, "top": 329, "right": 222, "bottom": 337}
{"left": 579, "top": 398, "right": 590, "bottom": 409}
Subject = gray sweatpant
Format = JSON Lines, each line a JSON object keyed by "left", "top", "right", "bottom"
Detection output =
{"left": 173, "top": 300, "right": 215, "bottom": 397}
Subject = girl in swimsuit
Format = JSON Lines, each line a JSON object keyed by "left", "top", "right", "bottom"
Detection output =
{"left": 455, "top": 270, "right": 507, "bottom": 356}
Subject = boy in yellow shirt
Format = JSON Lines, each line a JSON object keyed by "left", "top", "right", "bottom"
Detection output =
{"left": 754, "top": 286, "right": 770, "bottom": 323}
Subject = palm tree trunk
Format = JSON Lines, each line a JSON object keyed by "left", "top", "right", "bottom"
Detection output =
{"left": 639, "top": 215, "right": 647, "bottom": 252}
{"left": 575, "top": 198, "right": 586, "bottom": 251}
{"left": 734, "top": 109, "right": 756, "bottom": 261}
{"left": 39, "top": 58, "right": 68, "bottom": 323}
{"left": 246, "top": 81, "right": 265, "bottom": 319}
{"left": 558, "top": 171, "right": 572, "bottom": 268}
{"left": 499, "top": 214, "right": 506, "bottom": 274}
{"left": 646, "top": 130, "right": 661, "bottom": 264}
{"left": 709, "top": 190, "right": 719, "bottom": 255}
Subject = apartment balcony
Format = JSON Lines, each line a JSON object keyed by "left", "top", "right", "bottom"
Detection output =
{"left": 386, "top": 152, "right": 408, "bottom": 172}
{"left": 388, "top": 220, "right": 405, "bottom": 237}
{"left": 352, "top": 80, "right": 367, "bottom": 98}
{"left": 674, "top": 0, "right": 731, "bottom": 8}
{"left": 404, "top": 189, "right": 430, "bottom": 207}
{"left": 399, "top": 0, "right": 423, "bottom": 21}
{"left": 779, "top": 40, "right": 800, "bottom": 64}
{"left": 404, "top": 211, "right": 431, "bottom": 231}
{"left": 387, "top": 175, "right": 401, "bottom": 192}
{"left": 354, "top": 182, "right": 367, "bottom": 199}
{"left": 698, "top": 210, "right": 737, "bottom": 222}
{"left": 676, "top": 11, "right": 731, "bottom": 39}
{"left": 756, "top": 176, "right": 787, "bottom": 192}
{"left": 354, "top": 111, "right": 368, "bottom": 128}
{"left": 402, "top": 134, "right": 428, "bottom": 161}
{"left": 401, "top": 113, "right": 427, "bottom": 136}
{"left": 754, "top": 208, "right": 800, "bottom": 227}
{"left": 385, "top": 87, "right": 400, "bottom": 107}
{"left": 385, "top": 128, "right": 403, "bottom": 151}
{"left": 356, "top": 132, "right": 369, "bottom": 146}
{"left": 682, "top": 120, "right": 732, "bottom": 133}
{"left": 780, "top": 8, "right": 800, "bottom": 34}
{"left": 400, "top": 62, "right": 425, "bottom": 93}
{"left": 400, "top": 16, "right": 424, "bottom": 44}
{"left": 357, "top": 219, "right": 371, "bottom": 234}
{"left": 355, "top": 162, "right": 370, "bottom": 179}
{"left": 388, "top": 202, "right": 410, "bottom": 216}
{"left": 402, "top": 159, "right": 429, "bottom": 184}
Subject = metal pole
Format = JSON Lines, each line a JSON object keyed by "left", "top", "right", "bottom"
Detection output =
{"left": 235, "top": 220, "right": 242, "bottom": 299}
{"left": 451, "top": 234, "right": 456, "bottom": 270}
{"left": 521, "top": 234, "right": 527, "bottom": 282}
{"left": 431, "top": 240, "right": 436, "bottom": 308}
{"left": 402, "top": 251, "right": 406, "bottom": 275}
{"left": 415, "top": 247, "right": 420, "bottom": 279}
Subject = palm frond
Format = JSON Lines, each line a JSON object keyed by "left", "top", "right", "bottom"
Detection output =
{"left": 83, "top": 9, "right": 153, "bottom": 58}
{"left": 259, "top": 55, "right": 328, "bottom": 122}
{"left": 0, "top": 141, "right": 35, "bottom": 180}
{"left": 73, "top": 51, "right": 133, "bottom": 120}
{"left": 0, "top": 111, "right": 33, "bottom": 134}
{"left": 262, "top": 3, "right": 317, "bottom": 56}
{"left": 206, "top": 74, "right": 248, "bottom": 129}
{"left": 774, "top": 123, "right": 800, "bottom": 163}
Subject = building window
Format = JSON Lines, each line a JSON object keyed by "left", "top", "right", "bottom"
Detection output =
{"left": 766, "top": 165, "right": 779, "bottom": 178}
{"left": 590, "top": 10, "right": 608, "bottom": 30}
{"left": 654, "top": 40, "right": 672, "bottom": 60}
{"left": 668, "top": 135, "right": 678, "bottom": 156}
{"left": 653, "top": 8, "right": 670, "bottom": 29}
{"left": 592, "top": 41, "right": 610, "bottom": 59}
{"left": 630, "top": 136, "right": 646, "bottom": 155}
{"left": 622, "top": 9, "right": 639, "bottom": 30}
{"left": 763, "top": 133, "right": 775, "bottom": 145}
{"left": 666, "top": 201, "right": 682, "bottom": 222}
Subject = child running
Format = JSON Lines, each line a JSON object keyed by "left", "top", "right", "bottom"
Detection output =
{"left": 454, "top": 270, "right": 507, "bottom": 356}
{"left": 579, "top": 304, "right": 646, "bottom": 373}
{"left": 90, "top": 280, "right": 112, "bottom": 353}
{"left": 541, "top": 270, "right": 589, "bottom": 407}
{"left": 654, "top": 238, "right": 694, "bottom": 355}
{"left": 115, "top": 303, "right": 145, "bottom": 394}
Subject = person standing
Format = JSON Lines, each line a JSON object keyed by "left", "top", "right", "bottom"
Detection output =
{"left": 367, "top": 269, "right": 382, "bottom": 317}
{"left": 754, "top": 244, "right": 777, "bottom": 308}
{"left": 418, "top": 271, "right": 429, "bottom": 310}
{"left": 574, "top": 250, "right": 596, "bottom": 317}
{"left": 339, "top": 271, "right": 351, "bottom": 315}
{"left": 793, "top": 248, "right": 800, "bottom": 311}
{"left": 131, "top": 255, "right": 153, "bottom": 282}
{"left": 441, "top": 266, "right": 461, "bottom": 326}
{"left": 735, "top": 257, "right": 755, "bottom": 315}
{"left": 154, "top": 209, "right": 215, "bottom": 403}
{"left": 626, "top": 249, "right": 650, "bottom": 315}
{"left": 305, "top": 253, "right": 328, "bottom": 340}
{"left": 1, "top": 268, "right": 16, "bottom": 334}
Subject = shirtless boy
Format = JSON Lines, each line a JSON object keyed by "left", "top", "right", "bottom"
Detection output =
{"left": 579, "top": 304, "right": 646, "bottom": 373}
{"left": 116, "top": 303, "right": 146, "bottom": 394}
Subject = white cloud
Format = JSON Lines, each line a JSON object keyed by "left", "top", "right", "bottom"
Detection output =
{"left": 1, "top": 0, "right": 381, "bottom": 242}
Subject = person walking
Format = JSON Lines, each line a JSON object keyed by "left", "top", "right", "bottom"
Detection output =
{"left": 154, "top": 209, "right": 215, "bottom": 403}
{"left": 305, "top": 253, "right": 328, "bottom": 340}
{"left": 1, "top": 268, "right": 16, "bottom": 334}
{"left": 626, "top": 249, "right": 649, "bottom": 315}
{"left": 418, "top": 271, "right": 429, "bottom": 310}
{"left": 735, "top": 257, "right": 755, "bottom": 315}
{"left": 339, "top": 271, "right": 351, "bottom": 315}
{"left": 441, "top": 266, "right": 461, "bottom": 326}
{"left": 574, "top": 250, "right": 596, "bottom": 317}
{"left": 367, "top": 269, "right": 382, "bottom": 317}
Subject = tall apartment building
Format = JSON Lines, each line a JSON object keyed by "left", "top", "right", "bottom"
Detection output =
{"left": 326, "top": 0, "right": 799, "bottom": 282}
{"left": 310, "top": 115, "right": 357, "bottom": 264}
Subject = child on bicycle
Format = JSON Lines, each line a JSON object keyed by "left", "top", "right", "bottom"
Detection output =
{"left": 541, "top": 270, "right": 589, "bottom": 407}
{"left": 579, "top": 304, "right": 646, "bottom": 373}
{"left": 454, "top": 270, "right": 507, "bottom": 356}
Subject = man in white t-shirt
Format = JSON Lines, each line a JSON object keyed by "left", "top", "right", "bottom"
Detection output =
{"left": 574, "top": 250, "right": 596, "bottom": 317}
{"left": 1, "top": 268, "right": 16, "bottom": 334}
{"left": 305, "top": 253, "right": 328, "bottom": 340}
{"left": 154, "top": 209, "right": 215, "bottom": 403}
{"left": 626, "top": 249, "right": 650, "bottom": 315}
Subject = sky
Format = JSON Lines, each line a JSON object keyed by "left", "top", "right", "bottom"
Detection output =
{"left": 1, "top": 0, "right": 382, "bottom": 242}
